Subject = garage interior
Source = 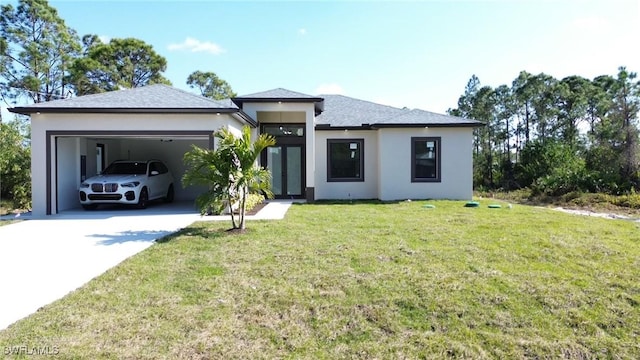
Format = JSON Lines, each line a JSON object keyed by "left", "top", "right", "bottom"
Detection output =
{"left": 54, "top": 133, "right": 211, "bottom": 213}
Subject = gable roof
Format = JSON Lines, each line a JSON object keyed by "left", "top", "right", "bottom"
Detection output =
{"left": 315, "top": 94, "right": 482, "bottom": 129}
{"left": 235, "top": 88, "right": 321, "bottom": 100}
{"left": 9, "top": 84, "right": 239, "bottom": 114}
{"left": 232, "top": 88, "right": 324, "bottom": 114}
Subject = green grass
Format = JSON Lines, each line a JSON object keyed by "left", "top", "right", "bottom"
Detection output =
{"left": 1, "top": 200, "right": 639, "bottom": 359}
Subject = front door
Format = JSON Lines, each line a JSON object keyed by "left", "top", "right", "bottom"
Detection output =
{"left": 261, "top": 124, "right": 305, "bottom": 199}
{"left": 266, "top": 145, "right": 303, "bottom": 198}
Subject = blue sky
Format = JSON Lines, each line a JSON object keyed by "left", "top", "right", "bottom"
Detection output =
{"left": 2, "top": 0, "right": 639, "bottom": 119}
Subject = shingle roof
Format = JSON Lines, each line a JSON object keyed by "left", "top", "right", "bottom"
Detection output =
{"left": 378, "top": 108, "right": 481, "bottom": 127}
{"left": 235, "top": 88, "right": 321, "bottom": 100}
{"left": 232, "top": 88, "right": 324, "bottom": 115}
{"left": 10, "top": 84, "right": 236, "bottom": 114}
{"left": 10, "top": 85, "right": 480, "bottom": 129}
{"left": 315, "top": 95, "right": 404, "bottom": 127}
{"left": 315, "top": 94, "right": 481, "bottom": 128}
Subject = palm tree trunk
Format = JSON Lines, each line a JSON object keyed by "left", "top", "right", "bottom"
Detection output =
{"left": 228, "top": 194, "right": 238, "bottom": 229}
{"left": 239, "top": 186, "right": 248, "bottom": 230}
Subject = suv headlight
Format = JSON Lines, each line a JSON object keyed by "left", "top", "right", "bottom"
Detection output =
{"left": 80, "top": 183, "right": 89, "bottom": 188}
{"left": 121, "top": 181, "right": 141, "bottom": 188}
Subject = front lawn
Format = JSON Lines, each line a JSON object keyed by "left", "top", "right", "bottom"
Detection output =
{"left": 1, "top": 200, "right": 639, "bottom": 358}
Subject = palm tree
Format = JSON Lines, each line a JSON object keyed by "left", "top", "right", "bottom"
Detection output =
{"left": 182, "top": 126, "right": 276, "bottom": 230}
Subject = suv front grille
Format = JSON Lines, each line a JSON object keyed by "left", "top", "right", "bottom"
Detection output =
{"left": 90, "top": 183, "right": 118, "bottom": 192}
{"left": 104, "top": 183, "right": 118, "bottom": 192}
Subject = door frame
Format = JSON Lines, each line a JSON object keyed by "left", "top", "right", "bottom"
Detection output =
{"left": 96, "top": 143, "right": 105, "bottom": 173}
{"left": 260, "top": 123, "right": 306, "bottom": 199}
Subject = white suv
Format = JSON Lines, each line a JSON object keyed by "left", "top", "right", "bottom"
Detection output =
{"left": 79, "top": 160, "right": 175, "bottom": 210}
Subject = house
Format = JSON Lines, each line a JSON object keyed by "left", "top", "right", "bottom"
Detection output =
{"left": 10, "top": 85, "right": 482, "bottom": 216}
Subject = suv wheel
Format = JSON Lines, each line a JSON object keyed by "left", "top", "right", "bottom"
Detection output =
{"left": 137, "top": 187, "right": 149, "bottom": 209}
{"left": 164, "top": 184, "right": 175, "bottom": 203}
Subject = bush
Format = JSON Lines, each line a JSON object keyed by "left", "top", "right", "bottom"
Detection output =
{"left": 609, "top": 191, "right": 640, "bottom": 209}
{"left": 0, "top": 121, "right": 31, "bottom": 210}
{"left": 243, "top": 193, "right": 265, "bottom": 213}
{"left": 207, "top": 193, "right": 266, "bottom": 215}
{"left": 517, "top": 139, "right": 595, "bottom": 197}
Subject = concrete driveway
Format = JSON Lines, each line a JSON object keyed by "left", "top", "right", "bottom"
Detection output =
{"left": 0, "top": 201, "right": 292, "bottom": 331}
{"left": 0, "top": 202, "right": 204, "bottom": 331}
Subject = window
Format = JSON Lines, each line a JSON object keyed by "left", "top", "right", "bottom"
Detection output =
{"left": 327, "top": 139, "right": 364, "bottom": 182}
{"left": 262, "top": 124, "right": 304, "bottom": 137}
{"left": 150, "top": 161, "right": 168, "bottom": 175}
{"left": 411, "top": 137, "right": 441, "bottom": 182}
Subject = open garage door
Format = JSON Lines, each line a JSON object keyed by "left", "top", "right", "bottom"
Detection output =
{"left": 50, "top": 131, "right": 213, "bottom": 214}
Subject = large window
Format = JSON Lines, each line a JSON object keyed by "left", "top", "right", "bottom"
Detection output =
{"left": 327, "top": 139, "right": 364, "bottom": 182}
{"left": 411, "top": 137, "right": 441, "bottom": 182}
{"left": 262, "top": 124, "right": 304, "bottom": 137}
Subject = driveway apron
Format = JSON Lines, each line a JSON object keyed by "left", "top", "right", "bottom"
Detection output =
{"left": 0, "top": 210, "right": 201, "bottom": 330}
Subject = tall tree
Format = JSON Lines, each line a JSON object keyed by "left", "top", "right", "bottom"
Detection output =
{"left": 0, "top": 0, "right": 81, "bottom": 103}
{"left": 529, "top": 73, "right": 558, "bottom": 142}
{"left": 449, "top": 75, "right": 481, "bottom": 155}
{"left": 586, "top": 75, "right": 614, "bottom": 136}
{"left": 186, "top": 71, "right": 236, "bottom": 100}
{"left": 493, "top": 84, "right": 517, "bottom": 187}
{"left": 512, "top": 71, "right": 535, "bottom": 144}
{"left": 611, "top": 67, "right": 640, "bottom": 184}
{"left": 452, "top": 67, "right": 640, "bottom": 195}
{"left": 68, "top": 37, "right": 171, "bottom": 95}
{"left": 556, "top": 75, "right": 589, "bottom": 146}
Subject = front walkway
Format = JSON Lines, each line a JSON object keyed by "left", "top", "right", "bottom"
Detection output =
{"left": 0, "top": 201, "right": 292, "bottom": 330}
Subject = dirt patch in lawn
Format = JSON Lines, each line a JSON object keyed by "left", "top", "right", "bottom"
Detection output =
{"left": 552, "top": 207, "right": 640, "bottom": 222}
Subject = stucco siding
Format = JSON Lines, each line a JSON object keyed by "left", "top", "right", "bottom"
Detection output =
{"left": 32, "top": 113, "right": 243, "bottom": 132}
{"left": 256, "top": 111, "right": 305, "bottom": 123}
{"left": 314, "top": 130, "right": 379, "bottom": 200}
{"left": 377, "top": 127, "right": 473, "bottom": 201}
{"left": 30, "top": 116, "right": 48, "bottom": 216}
{"left": 55, "top": 137, "right": 81, "bottom": 211}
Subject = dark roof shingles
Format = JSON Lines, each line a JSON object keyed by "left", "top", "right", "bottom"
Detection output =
{"left": 316, "top": 94, "right": 480, "bottom": 127}
{"left": 315, "top": 95, "right": 404, "bottom": 127}
{"left": 15, "top": 84, "right": 233, "bottom": 110}
{"left": 236, "top": 88, "right": 320, "bottom": 99}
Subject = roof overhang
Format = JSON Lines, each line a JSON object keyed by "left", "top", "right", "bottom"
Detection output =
{"left": 9, "top": 107, "right": 258, "bottom": 127}
{"left": 232, "top": 97, "right": 325, "bottom": 116}
{"left": 9, "top": 107, "right": 240, "bottom": 115}
{"left": 370, "top": 122, "right": 484, "bottom": 129}
{"left": 315, "top": 122, "right": 485, "bottom": 130}
{"left": 231, "top": 109, "right": 258, "bottom": 127}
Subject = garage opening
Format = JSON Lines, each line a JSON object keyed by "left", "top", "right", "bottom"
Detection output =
{"left": 49, "top": 131, "right": 214, "bottom": 214}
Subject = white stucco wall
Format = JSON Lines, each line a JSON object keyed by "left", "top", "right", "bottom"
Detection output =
{"left": 377, "top": 127, "right": 474, "bottom": 201}
{"left": 30, "top": 112, "right": 245, "bottom": 216}
{"left": 56, "top": 137, "right": 81, "bottom": 211}
{"left": 256, "top": 111, "right": 306, "bottom": 124}
{"left": 314, "top": 130, "right": 379, "bottom": 200}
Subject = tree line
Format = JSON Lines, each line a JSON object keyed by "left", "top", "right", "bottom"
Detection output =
{"left": 0, "top": 0, "right": 235, "bottom": 110}
{"left": 448, "top": 67, "right": 640, "bottom": 196}
{"left": 0, "top": 0, "right": 236, "bottom": 208}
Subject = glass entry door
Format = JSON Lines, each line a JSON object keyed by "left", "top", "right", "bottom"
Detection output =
{"left": 266, "top": 145, "right": 303, "bottom": 198}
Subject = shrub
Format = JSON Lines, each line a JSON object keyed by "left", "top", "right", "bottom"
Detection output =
{"left": 243, "top": 193, "right": 265, "bottom": 213}
{"left": 0, "top": 121, "right": 31, "bottom": 210}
